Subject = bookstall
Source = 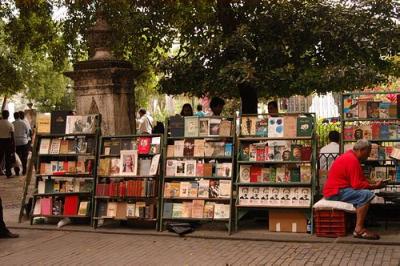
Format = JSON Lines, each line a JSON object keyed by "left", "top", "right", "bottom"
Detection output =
{"left": 160, "top": 116, "right": 235, "bottom": 233}
{"left": 93, "top": 134, "right": 163, "bottom": 230}
{"left": 341, "top": 91, "right": 400, "bottom": 204}
{"left": 235, "top": 113, "right": 317, "bottom": 233}
{"left": 30, "top": 114, "right": 101, "bottom": 225}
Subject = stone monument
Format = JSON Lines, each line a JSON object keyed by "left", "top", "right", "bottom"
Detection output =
{"left": 64, "top": 16, "right": 139, "bottom": 135}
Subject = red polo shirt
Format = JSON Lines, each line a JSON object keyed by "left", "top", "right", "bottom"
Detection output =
{"left": 323, "top": 150, "right": 371, "bottom": 198}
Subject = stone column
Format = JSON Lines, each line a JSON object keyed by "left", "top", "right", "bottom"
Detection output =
{"left": 64, "top": 17, "right": 140, "bottom": 135}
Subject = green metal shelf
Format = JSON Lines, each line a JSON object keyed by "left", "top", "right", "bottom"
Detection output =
{"left": 38, "top": 153, "right": 95, "bottom": 157}
{"left": 162, "top": 217, "right": 229, "bottom": 221}
{"left": 93, "top": 217, "right": 157, "bottom": 221}
{"left": 236, "top": 205, "right": 311, "bottom": 209}
{"left": 163, "top": 197, "right": 230, "bottom": 201}
{"left": 34, "top": 192, "right": 91, "bottom": 197}
{"left": 237, "top": 160, "right": 311, "bottom": 164}
{"left": 235, "top": 182, "right": 312, "bottom": 187}
{"left": 238, "top": 136, "right": 313, "bottom": 141}
{"left": 168, "top": 136, "right": 233, "bottom": 140}
{"left": 97, "top": 175, "right": 158, "bottom": 179}
{"left": 166, "top": 156, "right": 232, "bottom": 160}
{"left": 164, "top": 176, "right": 232, "bottom": 179}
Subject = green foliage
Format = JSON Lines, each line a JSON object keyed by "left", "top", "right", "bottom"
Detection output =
{"left": 316, "top": 119, "right": 341, "bottom": 148}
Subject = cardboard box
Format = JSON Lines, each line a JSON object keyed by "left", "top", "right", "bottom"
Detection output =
{"left": 269, "top": 209, "right": 307, "bottom": 233}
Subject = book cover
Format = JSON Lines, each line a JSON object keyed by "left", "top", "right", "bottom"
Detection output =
{"left": 260, "top": 187, "right": 270, "bottom": 205}
{"left": 64, "top": 195, "right": 79, "bottom": 215}
{"left": 174, "top": 140, "right": 184, "bottom": 157}
{"left": 126, "top": 203, "right": 136, "bottom": 217}
{"left": 172, "top": 203, "right": 183, "bottom": 218}
{"left": 175, "top": 161, "right": 186, "bottom": 176}
{"left": 103, "top": 140, "right": 112, "bottom": 155}
{"left": 343, "top": 125, "right": 354, "bottom": 140}
{"left": 98, "top": 158, "right": 110, "bottom": 176}
{"left": 389, "top": 104, "right": 397, "bottom": 118}
{"left": 189, "top": 182, "right": 199, "bottom": 197}
{"left": 110, "top": 158, "right": 121, "bottom": 176}
{"left": 115, "top": 202, "right": 127, "bottom": 220}
{"left": 33, "top": 199, "right": 41, "bottom": 215}
{"left": 380, "top": 124, "right": 390, "bottom": 139}
{"left": 300, "top": 165, "right": 311, "bottom": 183}
{"left": 204, "top": 142, "right": 214, "bottom": 157}
{"left": 301, "top": 146, "right": 312, "bottom": 161}
{"left": 239, "top": 165, "right": 251, "bottom": 183}
{"left": 238, "top": 186, "right": 250, "bottom": 205}
{"left": 120, "top": 139, "right": 133, "bottom": 151}
{"left": 249, "top": 187, "right": 261, "bottom": 205}
{"left": 240, "top": 143, "right": 250, "bottom": 161}
{"left": 360, "top": 125, "right": 372, "bottom": 140}
{"left": 36, "top": 113, "right": 51, "bottom": 134}
{"left": 261, "top": 168, "right": 271, "bottom": 183}
{"left": 163, "top": 202, "right": 173, "bottom": 218}
{"left": 51, "top": 111, "right": 69, "bottom": 134}
{"left": 193, "top": 139, "right": 205, "bottom": 157}
{"left": 218, "top": 180, "right": 231, "bottom": 198}
{"left": 214, "top": 204, "right": 230, "bottom": 219}
{"left": 106, "top": 202, "right": 118, "bottom": 217}
{"left": 149, "top": 154, "right": 161, "bottom": 176}
{"left": 255, "top": 118, "right": 268, "bottom": 137}
{"left": 191, "top": 200, "right": 205, "bottom": 218}
{"left": 219, "top": 120, "right": 232, "bottom": 137}
{"left": 150, "top": 137, "right": 161, "bottom": 154}
{"left": 209, "top": 118, "right": 221, "bottom": 136}
{"left": 299, "top": 188, "right": 311, "bottom": 206}
{"left": 138, "top": 137, "right": 151, "bottom": 155}
{"left": 138, "top": 158, "right": 152, "bottom": 176}
{"left": 45, "top": 179, "right": 54, "bottom": 193}
{"left": 283, "top": 115, "right": 297, "bottom": 138}
{"left": 358, "top": 100, "right": 368, "bottom": 118}
{"left": 250, "top": 166, "right": 262, "bottom": 182}
{"left": 241, "top": 116, "right": 257, "bottom": 136}
{"left": 268, "top": 117, "right": 284, "bottom": 137}
{"left": 375, "top": 167, "right": 387, "bottom": 180}
{"left": 38, "top": 181, "right": 46, "bottom": 194}
{"left": 184, "top": 116, "right": 199, "bottom": 137}
{"left": 255, "top": 143, "right": 266, "bottom": 161}
{"left": 52, "top": 198, "right": 62, "bottom": 216}
{"left": 78, "top": 201, "right": 89, "bottom": 216}
{"left": 290, "top": 187, "right": 300, "bottom": 206}
{"left": 110, "top": 140, "right": 121, "bottom": 155}
{"left": 120, "top": 150, "right": 138, "bottom": 176}
{"left": 199, "top": 118, "right": 210, "bottom": 136}
{"left": 209, "top": 180, "right": 220, "bottom": 198}
{"left": 183, "top": 139, "right": 195, "bottom": 157}
{"left": 203, "top": 163, "right": 213, "bottom": 177}
{"left": 371, "top": 123, "right": 380, "bottom": 139}
{"left": 249, "top": 144, "right": 257, "bottom": 161}
{"left": 185, "top": 160, "right": 197, "bottom": 177}
{"left": 276, "top": 167, "right": 286, "bottom": 182}
{"left": 198, "top": 179, "right": 209, "bottom": 198}
{"left": 296, "top": 116, "right": 313, "bottom": 137}
{"left": 196, "top": 163, "right": 204, "bottom": 176}
{"left": 388, "top": 124, "right": 397, "bottom": 140}
{"left": 181, "top": 201, "right": 193, "bottom": 218}
{"left": 59, "top": 139, "right": 69, "bottom": 154}
{"left": 379, "top": 102, "right": 390, "bottom": 118}
{"left": 39, "top": 139, "right": 51, "bottom": 154}
{"left": 40, "top": 197, "right": 53, "bottom": 215}
{"left": 224, "top": 143, "right": 233, "bottom": 157}
{"left": 343, "top": 96, "right": 355, "bottom": 118}
{"left": 65, "top": 115, "right": 97, "bottom": 134}
{"left": 179, "top": 181, "right": 191, "bottom": 198}
{"left": 212, "top": 142, "right": 226, "bottom": 157}
{"left": 169, "top": 116, "right": 185, "bottom": 137}
{"left": 290, "top": 167, "right": 301, "bottom": 182}
{"left": 367, "top": 102, "right": 380, "bottom": 119}
{"left": 203, "top": 202, "right": 215, "bottom": 218}
{"left": 167, "top": 145, "right": 175, "bottom": 157}
{"left": 279, "top": 187, "right": 291, "bottom": 206}
{"left": 290, "top": 144, "right": 302, "bottom": 161}
{"left": 49, "top": 139, "right": 61, "bottom": 154}
{"left": 269, "top": 187, "right": 280, "bottom": 206}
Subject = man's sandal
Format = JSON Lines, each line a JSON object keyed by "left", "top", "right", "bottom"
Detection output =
{"left": 353, "top": 230, "right": 380, "bottom": 240}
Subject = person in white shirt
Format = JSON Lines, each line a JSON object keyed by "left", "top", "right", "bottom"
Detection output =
{"left": 19, "top": 111, "right": 32, "bottom": 144}
{"left": 0, "top": 110, "right": 15, "bottom": 178}
{"left": 137, "top": 109, "right": 153, "bottom": 134}
{"left": 13, "top": 112, "right": 30, "bottom": 175}
{"left": 319, "top": 130, "right": 340, "bottom": 170}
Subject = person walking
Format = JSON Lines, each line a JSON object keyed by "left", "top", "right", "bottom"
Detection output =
{"left": 12, "top": 112, "right": 30, "bottom": 176}
{"left": 0, "top": 110, "right": 15, "bottom": 178}
{"left": 0, "top": 197, "right": 19, "bottom": 238}
{"left": 137, "top": 109, "right": 153, "bottom": 134}
{"left": 19, "top": 111, "right": 32, "bottom": 149}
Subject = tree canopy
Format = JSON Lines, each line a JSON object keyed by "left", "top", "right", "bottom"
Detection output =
{"left": 1, "top": 0, "right": 399, "bottom": 112}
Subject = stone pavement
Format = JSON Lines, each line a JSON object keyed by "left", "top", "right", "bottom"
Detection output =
{"left": 1, "top": 229, "right": 400, "bottom": 265}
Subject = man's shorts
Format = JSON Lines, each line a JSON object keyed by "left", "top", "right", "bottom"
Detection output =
{"left": 327, "top": 188, "right": 375, "bottom": 208}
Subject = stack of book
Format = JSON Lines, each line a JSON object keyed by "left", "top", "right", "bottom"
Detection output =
{"left": 32, "top": 195, "right": 90, "bottom": 217}
{"left": 343, "top": 123, "right": 400, "bottom": 141}
{"left": 102, "top": 136, "right": 161, "bottom": 155}
{"left": 167, "top": 139, "right": 233, "bottom": 157}
{"left": 238, "top": 165, "right": 311, "bottom": 183}
{"left": 37, "top": 178, "right": 92, "bottom": 194}
{"left": 239, "top": 141, "right": 312, "bottom": 161}
{"left": 169, "top": 116, "right": 233, "bottom": 137}
{"left": 343, "top": 94, "right": 399, "bottom": 119}
{"left": 164, "top": 180, "right": 231, "bottom": 199}
{"left": 96, "top": 179, "right": 156, "bottom": 197}
{"left": 165, "top": 160, "right": 232, "bottom": 177}
{"left": 39, "top": 137, "right": 94, "bottom": 155}
{"left": 163, "top": 201, "right": 230, "bottom": 219}
{"left": 97, "top": 201, "right": 156, "bottom": 220}
{"left": 39, "top": 159, "right": 94, "bottom": 175}
{"left": 238, "top": 186, "right": 311, "bottom": 207}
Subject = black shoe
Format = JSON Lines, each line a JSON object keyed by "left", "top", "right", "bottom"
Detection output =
{"left": 0, "top": 231, "right": 19, "bottom": 238}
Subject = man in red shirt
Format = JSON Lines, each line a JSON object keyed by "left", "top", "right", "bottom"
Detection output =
{"left": 324, "top": 139, "right": 383, "bottom": 240}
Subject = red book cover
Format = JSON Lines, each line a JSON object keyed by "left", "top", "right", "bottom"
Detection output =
{"left": 140, "top": 180, "right": 145, "bottom": 197}
{"left": 138, "top": 137, "right": 151, "bottom": 154}
{"left": 41, "top": 197, "right": 53, "bottom": 215}
{"left": 371, "top": 123, "right": 380, "bottom": 139}
{"left": 250, "top": 166, "right": 262, "bottom": 183}
{"left": 128, "top": 180, "right": 133, "bottom": 197}
{"left": 119, "top": 181, "right": 126, "bottom": 197}
{"left": 63, "top": 161, "right": 69, "bottom": 173}
{"left": 301, "top": 146, "right": 312, "bottom": 161}
{"left": 196, "top": 163, "right": 204, "bottom": 177}
{"left": 256, "top": 146, "right": 266, "bottom": 161}
{"left": 343, "top": 125, "right": 354, "bottom": 140}
{"left": 63, "top": 195, "right": 79, "bottom": 215}
{"left": 104, "top": 183, "right": 110, "bottom": 196}
{"left": 134, "top": 180, "right": 139, "bottom": 197}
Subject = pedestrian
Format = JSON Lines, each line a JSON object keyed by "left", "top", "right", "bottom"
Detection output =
{"left": 137, "top": 108, "right": 153, "bottom": 134}
{"left": 0, "top": 196, "right": 19, "bottom": 238}
{"left": 0, "top": 110, "right": 15, "bottom": 178}
{"left": 180, "top": 103, "right": 193, "bottom": 116}
{"left": 209, "top": 97, "right": 225, "bottom": 116}
{"left": 267, "top": 101, "right": 279, "bottom": 114}
{"left": 319, "top": 130, "right": 340, "bottom": 170}
{"left": 19, "top": 111, "right": 32, "bottom": 149}
{"left": 324, "top": 139, "right": 384, "bottom": 240}
{"left": 13, "top": 111, "right": 30, "bottom": 176}
{"left": 194, "top": 104, "right": 205, "bottom": 117}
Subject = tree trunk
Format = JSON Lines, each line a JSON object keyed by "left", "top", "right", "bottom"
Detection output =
{"left": 1, "top": 95, "right": 7, "bottom": 111}
{"left": 239, "top": 83, "right": 258, "bottom": 115}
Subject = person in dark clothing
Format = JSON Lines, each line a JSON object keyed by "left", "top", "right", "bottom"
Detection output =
{"left": 13, "top": 111, "right": 30, "bottom": 175}
{"left": 0, "top": 197, "right": 19, "bottom": 238}
{"left": 209, "top": 97, "right": 225, "bottom": 116}
{"left": 0, "top": 110, "right": 15, "bottom": 178}
{"left": 180, "top": 103, "right": 194, "bottom": 116}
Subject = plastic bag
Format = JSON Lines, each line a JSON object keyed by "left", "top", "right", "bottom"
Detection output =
{"left": 12, "top": 153, "right": 22, "bottom": 169}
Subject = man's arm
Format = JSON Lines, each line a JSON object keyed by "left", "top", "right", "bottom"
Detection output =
{"left": 349, "top": 163, "right": 371, "bottom": 189}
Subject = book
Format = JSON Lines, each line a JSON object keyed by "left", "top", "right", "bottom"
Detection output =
{"left": 261, "top": 168, "right": 271, "bottom": 182}
{"left": 189, "top": 182, "right": 199, "bottom": 197}
{"left": 203, "top": 163, "right": 213, "bottom": 177}
{"left": 172, "top": 203, "right": 183, "bottom": 218}
{"left": 224, "top": 143, "right": 233, "bottom": 157}
{"left": 166, "top": 160, "right": 176, "bottom": 176}
{"left": 179, "top": 181, "right": 191, "bottom": 198}
{"left": 184, "top": 116, "right": 199, "bottom": 137}
{"left": 115, "top": 202, "right": 127, "bottom": 220}
{"left": 343, "top": 125, "right": 354, "bottom": 140}
{"left": 199, "top": 118, "right": 210, "bottom": 136}
{"left": 238, "top": 186, "right": 250, "bottom": 205}
{"left": 174, "top": 140, "right": 184, "bottom": 157}
{"left": 250, "top": 187, "right": 262, "bottom": 205}
{"left": 240, "top": 143, "right": 250, "bottom": 161}
{"left": 380, "top": 124, "right": 390, "bottom": 139}
{"left": 138, "top": 137, "right": 151, "bottom": 154}
{"left": 33, "top": 199, "right": 41, "bottom": 215}
{"left": 97, "top": 202, "right": 108, "bottom": 217}
{"left": 191, "top": 200, "right": 205, "bottom": 218}
{"left": 367, "top": 102, "right": 380, "bottom": 119}
{"left": 167, "top": 145, "right": 174, "bottom": 157}
{"left": 64, "top": 195, "right": 79, "bottom": 215}
{"left": 150, "top": 137, "right": 161, "bottom": 154}
{"left": 219, "top": 120, "right": 232, "bottom": 137}
{"left": 358, "top": 100, "right": 368, "bottom": 118}
{"left": 103, "top": 141, "right": 111, "bottom": 155}
{"left": 175, "top": 161, "right": 186, "bottom": 176}
{"left": 198, "top": 179, "right": 210, "bottom": 198}
{"left": 98, "top": 158, "right": 110, "bottom": 176}
{"left": 268, "top": 117, "right": 284, "bottom": 137}
{"left": 39, "top": 139, "right": 51, "bottom": 154}
{"left": 255, "top": 118, "right": 268, "bottom": 137}
{"left": 250, "top": 166, "right": 262, "bottom": 182}
{"left": 214, "top": 204, "right": 230, "bottom": 219}
{"left": 260, "top": 187, "right": 270, "bottom": 205}
{"left": 283, "top": 115, "right": 297, "bottom": 138}
{"left": 193, "top": 139, "right": 205, "bottom": 157}
{"left": 36, "top": 113, "right": 51, "bottom": 134}
{"left": 163, "top": 202, "right": 173, "bottom": 218}
{"left": 138, "top": 158, "right": 151, "bottom": 176}
{"left": 126, "top": 203, "right": 136, "bottom": 217}
{"left": 290, "top": 168, "right": 301, "bottom": 182}
{"left": 300, "top": 165, "right": 311, "bottom": 183}
{"left": 169, "top": 116, "right": 185, "bottom": 137}
{"left": 183, "top": 139, "right": 195, "bottom": 157}
{"left": 209, "top": 180, "right": 220, "bottom": 198}
{"left": 276, "top": 167, "right": 287, "bottom": 182}
{"left": 219, "top": 180, "right": 231, "bottom": 198}
{"left": 301, "top": 146, "right": 312, "bottom": 161}
{"left": 203, "top": 202, "right": 215, "bottom": 218}
{"left": 296, "top": 116, "right": 313, "bottom": 137}
{"left": 110, "top": 158, "right": 121, "bottom": 176}
{"left": 49, "top": 139, "right": 61, "bottom": 154}
{"left": 379, "top": 102, "right": 390, "bottom": 118}
{"left": 40, "top": 197, "right": 53, "bottom": 215}
{"left": 120, "top": 150, "right": 138, "bottom": 176}
{"left": 299, "top": 188, "right": 311, "bottom": 206}
{"left": 65, "top": 115, "right": 97, "bottom": 134}
{"left": 241, "top": 116, "right": 257, "bottom": 136}
{"left": 181, "top": 201, "right": 192, "bottom": 218}
{"left": 78, "top": 201, "right": 89, "bottom": 216}
{"left": 51, "top": 111, "right": 69, "bottom": 134}
{"left": 209, "top": 118, "right": 221, "bottom": 136}
{"left": 38, "top": 181, "right": 45, "bottom": 194}
{"left": 120, "top": 139, "right": 134, "bottom": 151}
{"left": 149, "top": 154, "right": 161, "bottom": 176}
{"left": 185, "top": 160, "right": 197, "bottom": 176}
{"left": 106, "top": 202, "right": 118, "bottom": 217}
{"left": 110, "top": 140, "right": 121, "bottom": 155}
{"left": 196, "top": 163, "right": 204, "bottom": 176}
{"left": 59, "top": 139, "right": 69, "bottom": 154}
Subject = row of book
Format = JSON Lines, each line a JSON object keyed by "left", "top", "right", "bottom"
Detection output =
{"left": 39, "top": 159, "right": 94, "bottom": 175}
{"left": 343, "top": 143, "right": 398, "bottom": 161}
{"left": 372, "top": 185, "right": 400, "bottom": 204}
{"left": 165, "top": 160, "right": 232, "bottom": 177}
{"left": 169, "top": 116, "right": 233, "bottom": 137}
{"left": 163, "top": 201, "right": 230, "bottom": 219}
{"left": 33, "top": 196, "right": 90, "bottom": 216}
{"left": 36, "top": 113, "right": 98, "bottom": 135}
{"left": 98, "top": 154, "right": 160, "bottom": 177}
{"left": 238, "top": 186, "right": 312, "bottom": 207}
{"left": 365, "top": 166, "right": 400, "bottom": 183}
{"left": 97, "top": 202, "right": 156, "bottom": 219}
{"left": 167, "top": 140, "right": 233, "bottom": 158}
{"left": 95, "top": 179, "right": 156, "bottom": 197}
{"left": 240, "top": 141, "right": 312, "bottom": 162}
{"left": 240, "top": 115, "right": 313, "bottom": 137}
{"left": 103, "top": 137, "right": 161, "bottom": 155}
{"left": 239, "top": 165, "right": 311, "bottom": 183}
{"left": 343, "top": 96, "right": 399, "bottom": 119}
{"left": 39, "top": 137, "right": 95, "bottom": 155}
{"left": 37, "top": 179, "right": 92, "bottom": 194}
{"left": 343, "top": 123, "right": 400, "bottom": 140}
{"left": 164, "top": 180, "right": 231, "bottom": 199}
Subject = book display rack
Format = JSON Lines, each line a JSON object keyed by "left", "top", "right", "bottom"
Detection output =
{"left": 30, "top": 115, "right": 101, "bottom": 225}
{"left": 341, "top": 91, "right": 400, "bottom": 189}
{"left": 93, "top": 134, "right": 163, "bottom": 229}
{"left": 160, "top": 116, "right": 235, "bottom": 233}
{"left": 235, "top": 113, "right": 317, "bottom": 233}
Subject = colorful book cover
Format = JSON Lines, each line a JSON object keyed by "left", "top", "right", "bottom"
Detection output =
{"left": 219, "top": 120, "right": 232, "bottom": 137}
{"left": 367, "top": 101, "right": 380, "bottom": 119}
{"left": 239, "top": 165, "right": 251, "bottom": 183}
{"left": 224, "top": 143, "right": 233, "bottom": 157}
{"left": 268, "top": 117, "right": 284, "bottom": 137}
{"left": 255, "top": 117, "right": 268, "bottom": 137}
{"left": 240, "top": 143, "right": 250, "bottom": 161}
{"left": 184, "top": 116, "right": 199, "bottom": 137}
{"left": 379, "top": 102, "right": 390, "bottom": 119}
{"left": 250, "top": 166, "right": 262, "bottom": 183}
{"left": 283, "top": 115, "right": 297, "bottom": 138}
{"left": 209, "top": 118, "right": 221, "bottom": 136}
{"left": 241, "top": 116, "right": 257, "bottom": 136}
{"left": 379, "top": 124, "right": 390, "bottom": 139}
{"left": 358, "top": 100, "right": 368, "bottom": 119}
{"left": 138, "top": 137, "right": 151, "bottom": 155}
{"left": 199, "top": 118, "right": 210, "bottom": 136}
{"left": 290, "top": 168, "right": 301, "bottom": 182}
{"left": 343, "top": 125, "right": 354, "bottom": 140}
{"left": 169, "top": 116, "right": 185, "bottom": 137}
{"left": 183, "top": 139, "right": 195, "bottom": 157}
{"left": 300, "top": 165, "right": 312, "bottom": 183}
{"left": 296, "top": 116, "right": 313, "bottom": 137}
{"left": 290, "top": 144, "right": 302, "bottom": 161}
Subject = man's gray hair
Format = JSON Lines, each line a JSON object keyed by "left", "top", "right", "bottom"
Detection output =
{"left": 353, "top": 139, "right": 371, "bottom": 151}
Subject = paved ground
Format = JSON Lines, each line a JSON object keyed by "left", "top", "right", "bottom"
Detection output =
{"left": 1, "top": 229, "right": 400, "bottom": 265}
